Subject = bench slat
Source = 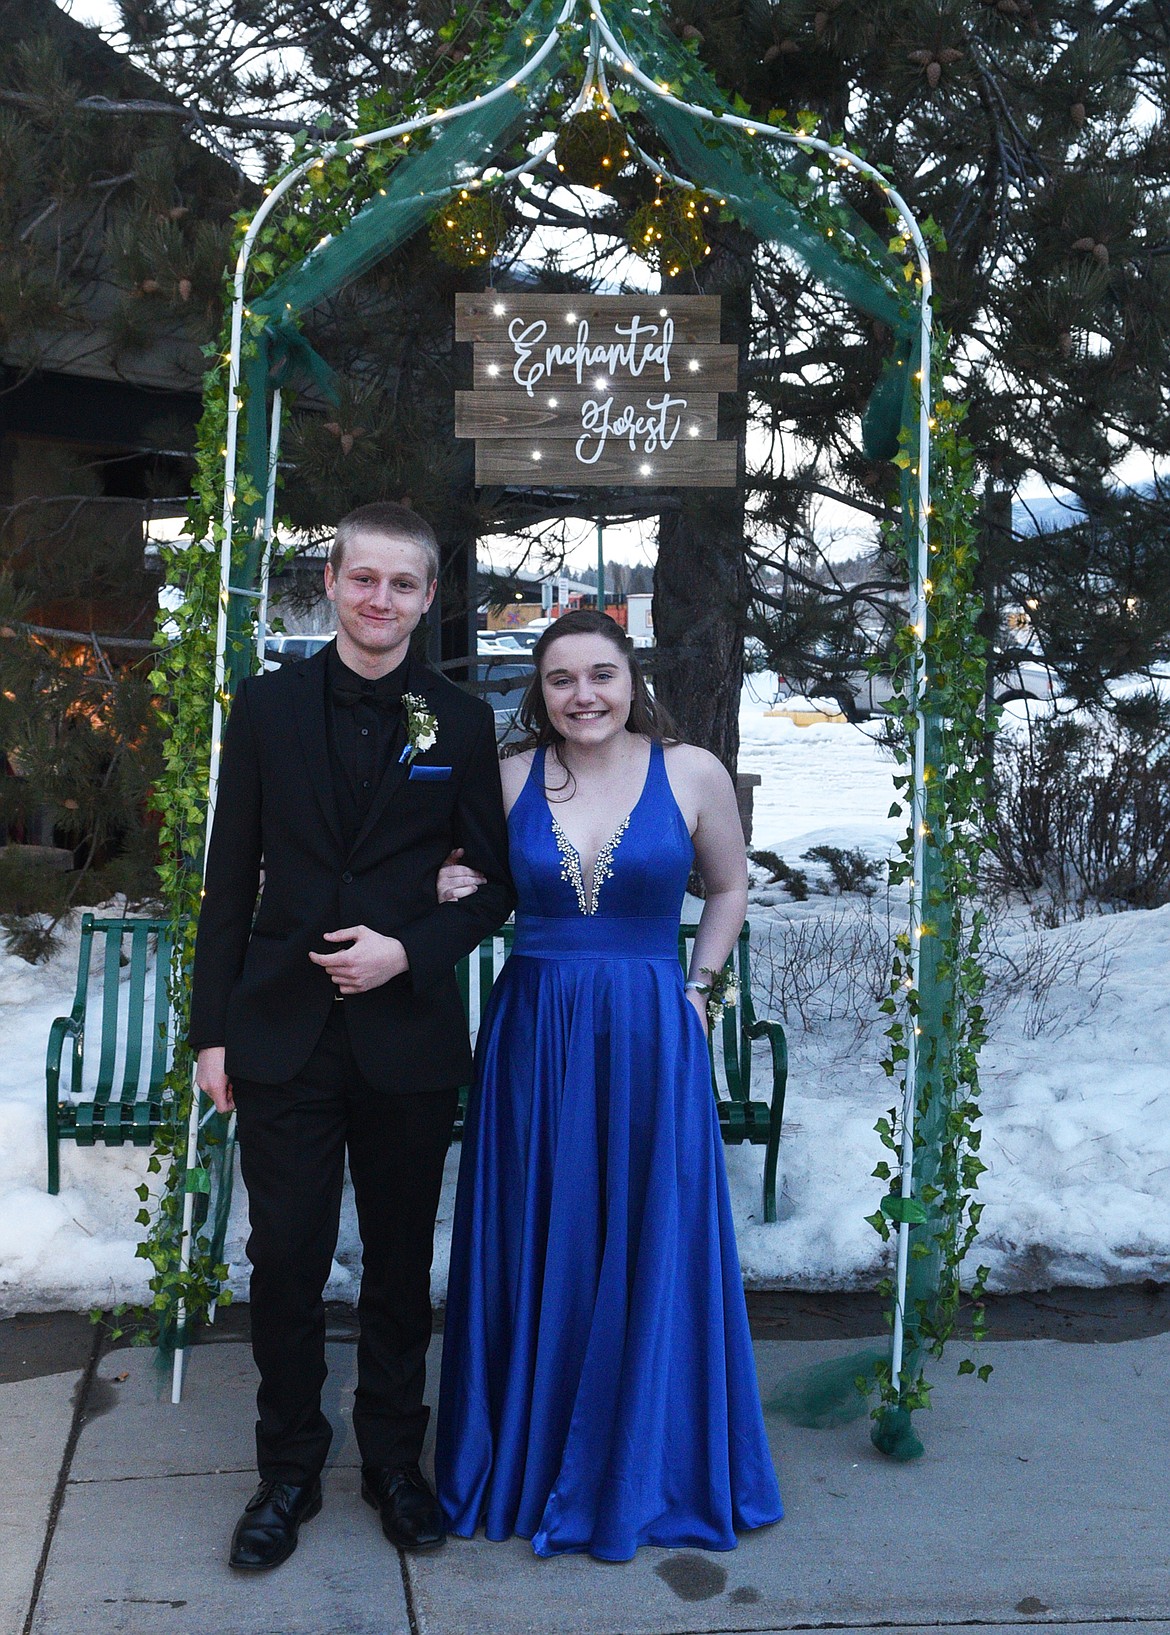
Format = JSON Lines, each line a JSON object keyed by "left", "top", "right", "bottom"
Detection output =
{"left": 94, "top": 925, "right": 123, "bottom": 1107}
{"left": 118, "top": 924, "right": 151, "bottom": 1112}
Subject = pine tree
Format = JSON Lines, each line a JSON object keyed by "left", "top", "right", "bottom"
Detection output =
{"left": 8, "top": 0, "right": 1166, "bottom": 765}
{"left": 679, "top": 0, "right": 1170, "bottom": 719}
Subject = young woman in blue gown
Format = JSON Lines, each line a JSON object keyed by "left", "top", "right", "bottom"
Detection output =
{"left": 434, "top": 610, "right": 782, "bottom": 1561}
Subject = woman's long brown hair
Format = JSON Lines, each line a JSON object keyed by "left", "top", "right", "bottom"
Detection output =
{"left": 513, "top": 610, "right": 678, "bottom": 768}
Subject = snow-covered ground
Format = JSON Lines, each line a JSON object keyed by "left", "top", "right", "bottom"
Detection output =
{"left": 1, "top": 678, "right": 1168, "bottom": 1314}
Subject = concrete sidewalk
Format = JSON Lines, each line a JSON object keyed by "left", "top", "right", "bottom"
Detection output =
{"left": 5, "top": 1310, "right": 1170, "bottom": 1635}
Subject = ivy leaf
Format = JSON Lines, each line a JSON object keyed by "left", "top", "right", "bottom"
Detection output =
{"left": 880, "top": 1193, "right": 928, "bottom": 1226}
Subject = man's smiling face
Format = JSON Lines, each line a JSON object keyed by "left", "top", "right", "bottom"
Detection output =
{"left": 324, "top": 531, "right": 436, "bottom": 672}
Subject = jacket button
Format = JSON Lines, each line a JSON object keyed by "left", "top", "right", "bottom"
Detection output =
{"left": 341, "top": 870, "right": 353, "bottom": 883}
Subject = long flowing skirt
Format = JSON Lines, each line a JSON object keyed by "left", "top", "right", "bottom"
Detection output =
{"left": 435, "top": 952, "right": 783, "bottom": 1561}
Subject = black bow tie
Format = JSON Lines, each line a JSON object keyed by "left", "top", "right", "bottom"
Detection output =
{"left": 331, "top": 682, "right": 402, "bottom": 715}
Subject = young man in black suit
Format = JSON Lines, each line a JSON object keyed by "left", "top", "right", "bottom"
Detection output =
{"left": 190, "top": 501, "right": 514, "bottom": 1569}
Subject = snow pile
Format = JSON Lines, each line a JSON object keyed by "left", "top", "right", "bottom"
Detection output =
{"left": 0, "top": 915, "right": 155, "bottom": 1315}
{"left": 0, "top": 684, "right": 1167, "bottom": 1312}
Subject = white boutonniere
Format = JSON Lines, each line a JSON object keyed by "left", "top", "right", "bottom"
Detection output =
{"left": 403, "top": 693, "right": 438, "bottom": 764}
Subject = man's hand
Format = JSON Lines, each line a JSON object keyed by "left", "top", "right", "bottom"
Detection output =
{"left": 196, "top": 1046, "right": 235, "bottom": 1114}
{"left": 436, "top": 847, "right": 487, "bottom": 904}
{"left": 310, "top": 926, "right": 409, "bottom": 994}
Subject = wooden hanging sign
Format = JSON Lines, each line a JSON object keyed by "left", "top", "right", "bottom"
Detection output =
{"left": 455, "top": 292, "right": 739, "bottom": 488}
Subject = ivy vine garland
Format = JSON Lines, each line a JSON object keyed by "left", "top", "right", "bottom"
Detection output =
{"left": 867, "top": 342, "right": 993, "bottom": 1436}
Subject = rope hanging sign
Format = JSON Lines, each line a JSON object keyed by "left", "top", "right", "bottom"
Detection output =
{"left": 455, "top": 291, "right": 738, "bottom": 486}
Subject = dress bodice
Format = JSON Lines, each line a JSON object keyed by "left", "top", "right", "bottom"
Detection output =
{"left": 507, "top": 742, "right": 693, "bottom": 960}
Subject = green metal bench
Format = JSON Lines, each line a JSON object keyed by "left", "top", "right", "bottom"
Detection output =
{"left": 45, "top": 913, "right": 178, "bottom": 1195}
{"left": 454, "top": 920, "right": 788, "bottom": 1223}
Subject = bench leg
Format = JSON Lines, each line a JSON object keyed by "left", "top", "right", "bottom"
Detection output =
{"left": 47, "top": 1105, "right": 60, "bottom": 1196}
{"left": 762, "top": 1076, "right": 788, "bottom": 1225}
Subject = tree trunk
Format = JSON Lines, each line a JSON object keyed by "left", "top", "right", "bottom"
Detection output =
{"left": 652, "top": 226, "right": 754, "bottom": 777}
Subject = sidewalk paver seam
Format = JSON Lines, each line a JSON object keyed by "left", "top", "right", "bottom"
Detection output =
{"left": 67, "top": 1463, "right": 364, "bottom": 1484}
{"left": 19, "top": 1323, "right": 103, "bottom": 1635}
{"left": 397, "top": 1545, "right": 422, "bottom": 1635}
{"left": 596, "top": 1622, "right": 1170, "bottom": 1635}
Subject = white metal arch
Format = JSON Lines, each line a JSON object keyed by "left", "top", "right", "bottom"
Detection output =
{"left": 174, "top": 0, "right": 934, "bottom": 1405}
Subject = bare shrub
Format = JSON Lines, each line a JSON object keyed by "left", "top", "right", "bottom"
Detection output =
{"left": 979, "top": 910, "right": 1115, "bottom": 1041}
{"left": 751, "top": 896, "right": 1115, "bottom": 1044}
{"left": 750, "top": 900, "right": 893, "bottom": 1034}
{"left": 986, "top": 693, "right": 1170, "bottom": 914}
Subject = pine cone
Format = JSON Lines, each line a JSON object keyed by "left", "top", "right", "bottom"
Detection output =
{"left": 1092, "top": 242, "right": 1110, "bottom": 265}
{"left": 140, "top": 278, "right": 160, "bottom": 294}
{"left": 1071, "top": 102, "right": 1087, "bottom": 126}
{"left": 763, "top": 42, "right": 781, "bottom": 62}
{"left": 926, "top": 61, "right": 942, "bottom": 87}
{"left": 177, "top": 277, "right": 192, "bottom": 302}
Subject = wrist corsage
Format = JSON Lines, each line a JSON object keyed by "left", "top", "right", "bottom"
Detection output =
{"left": 687, "top": 964, "right": 740, "bottom": 1028}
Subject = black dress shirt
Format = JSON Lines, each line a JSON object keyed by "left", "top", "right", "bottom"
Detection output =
{"left": 325, "top": 643, "right": 409, "bottom": 849}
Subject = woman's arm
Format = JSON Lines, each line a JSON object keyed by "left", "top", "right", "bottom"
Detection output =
{"left": 436, "top": 750, "right": 531, "bottom": 902}
{"left": 675, "top": 745, "right": 749, "bottom": 1033}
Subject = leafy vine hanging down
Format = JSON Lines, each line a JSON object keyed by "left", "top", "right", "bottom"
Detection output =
{"left": 866, "top": 342, "right": 995, "bottom": 1451}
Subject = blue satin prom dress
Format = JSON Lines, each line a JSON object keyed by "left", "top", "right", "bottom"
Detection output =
{"left": 435, "top": 741, "right": 782, "bottom": 1560}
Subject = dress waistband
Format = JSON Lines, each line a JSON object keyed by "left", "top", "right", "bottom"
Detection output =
{"left": 512, "top": 914, "right": 681, "bottom": 961}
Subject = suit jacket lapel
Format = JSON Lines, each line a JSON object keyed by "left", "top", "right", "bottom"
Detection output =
{"left": 293, "top": 644, "right": 344, "bottom": 853}
{"left": 347, "top": 656, "right": 442, "bottom": 860}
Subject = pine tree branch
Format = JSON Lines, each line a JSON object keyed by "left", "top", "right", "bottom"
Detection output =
{"left": 0, "top": 87, "right": 343, "bottom": 142}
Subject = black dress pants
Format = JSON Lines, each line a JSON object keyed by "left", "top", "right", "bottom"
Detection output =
{"left": 232, "top": 1006, "right": 459, "bottom": 1484}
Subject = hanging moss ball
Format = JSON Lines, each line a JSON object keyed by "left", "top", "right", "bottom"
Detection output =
{"left": 429, "top": 189, "right": 508, "bottom": 268}
{"left": 626, "top": 188, "right": 713, "bottom": 277}
{"left": 555, "top": 107, "right": 632, "bottom": 190}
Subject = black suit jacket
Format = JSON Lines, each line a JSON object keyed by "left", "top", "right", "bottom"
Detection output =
{"left": 188, "top": 644, "right": 515, "bottom": 1093}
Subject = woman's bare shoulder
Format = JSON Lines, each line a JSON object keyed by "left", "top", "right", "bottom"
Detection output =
{"left": 663, "top": 740, "right": 732, "bottom": 790}
{"left": 499, "top": 747, "right": 536, "bottom": 803}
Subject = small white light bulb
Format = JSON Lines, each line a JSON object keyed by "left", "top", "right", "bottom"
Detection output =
{"left": 492, "top": 302, "right": 506, "bottom": 316}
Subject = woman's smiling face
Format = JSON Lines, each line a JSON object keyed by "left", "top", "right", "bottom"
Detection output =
{"left": 539, "top": 632, "right": 634, "bottom": 746}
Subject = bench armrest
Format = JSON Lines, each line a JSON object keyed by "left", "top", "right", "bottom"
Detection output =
{"left": 46, "top": 1010, "right": 84, "bottom": 1102}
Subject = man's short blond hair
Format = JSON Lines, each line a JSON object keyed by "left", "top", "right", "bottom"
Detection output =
{"left": 331, "top": 502, "right": 440, "bottom": 584}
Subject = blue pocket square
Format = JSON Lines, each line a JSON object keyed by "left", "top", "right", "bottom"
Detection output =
{"left": 408, "top": 764, "right": 452, "bottom": 782}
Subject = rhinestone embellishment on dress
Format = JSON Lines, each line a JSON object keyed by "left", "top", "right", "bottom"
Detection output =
{"left": 552, "top": 813, "right": 631, "bottom": 915}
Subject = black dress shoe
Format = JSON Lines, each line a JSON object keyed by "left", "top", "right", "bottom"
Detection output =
{"left": 361, "top": 1464, "right": 446, "bottom": 1551}
{"left": 229, "top": 1476, "right": 322, "bottom": 1570}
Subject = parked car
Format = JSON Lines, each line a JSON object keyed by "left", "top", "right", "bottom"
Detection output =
{"left": 262, "top": 633, "right": 334, "bottom": 671}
